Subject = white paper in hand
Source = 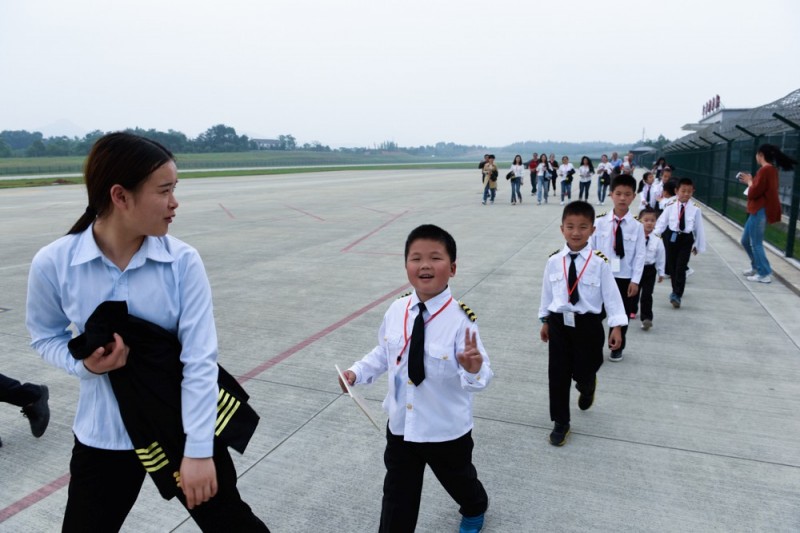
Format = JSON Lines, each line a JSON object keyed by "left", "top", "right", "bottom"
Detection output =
{"left": 335, "top": 364, "right": 382, "bottom": 432}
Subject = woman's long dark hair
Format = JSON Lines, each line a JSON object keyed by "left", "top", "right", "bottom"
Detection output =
{"left": 68, "top": 132, "right": 175, "bottom": 235}
{"left": 513, "top": 154, "right": 523, "bottom": 165}
{"left": 580, "top": 156, "right": 594, "bottom": 174}
{"left": 758, "top": 143, "right": 797, "bottom": 171}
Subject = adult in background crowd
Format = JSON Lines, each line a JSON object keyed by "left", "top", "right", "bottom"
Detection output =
{"left": 482, "top": 154, "right": 498, "bottom": 205}
{"left": 535, "top": 154, "right": 552, "bottom": 205}
{"left": 651, "top": 157, "right": 668, "bottom": 179}
{"left": 577, "top": 156, "right": 594, "bottom": 202}
{"left": 595, "top": 154, "right": 613, "bottom": 205}
{"left": 478, "top": 154, "right": 489, "bottom": 183}
{"left": 548, "top": 153, "right": 559, "bottom": 193}
{"left": 509, "top": 154, "right": 525, "bottom": 205}
{"left": 738, "top": 143, "right": 796, "bottom": 283}
{"left": 528, "top": 152, "right": 539, "bottom": 195}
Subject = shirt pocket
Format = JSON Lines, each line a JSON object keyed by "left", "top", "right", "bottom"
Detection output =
{"left": 385, "top": 334, "right": 405, "bottom": 374}
{"left": 426, "top": 342, "right": 459, "bottom": 381}
{"left": 579, "top": 272, "right": 602, "bottom": 297}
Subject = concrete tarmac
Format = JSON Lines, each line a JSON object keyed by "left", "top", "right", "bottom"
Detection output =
{"left": 0, "top": 169, "right": 798, "bottom": 532}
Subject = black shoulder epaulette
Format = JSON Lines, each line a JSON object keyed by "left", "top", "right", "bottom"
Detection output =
{"left": 548, "top": 249, "right": 560, "bottom": 258}
{"left": 593, "top": 250, "right": 609, "bottom": 263}
{"left": 397, "top": 290, "right": 412, "bottom": 299}
{"left": 596, "top": 211, "right": 607, "bottom": 218}
{"left": 458, "top": 301, "right": 477, "bottom": 322}
{"left": 692, "top": 201, "right": 701, "bottom": 209}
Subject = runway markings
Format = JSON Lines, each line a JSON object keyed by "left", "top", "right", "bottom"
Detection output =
{"left": 340, "top": 210, "right": 407, "bottom": 253}
{"left": 285, "top": 205, "right": 325, "bottom": 221}
{"left": 218, "top": 203, "right": 236, "bottom": 219}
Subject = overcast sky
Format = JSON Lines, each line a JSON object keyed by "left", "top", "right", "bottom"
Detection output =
{"left": 2, "top": 0, "right": 799, "bottom": 148}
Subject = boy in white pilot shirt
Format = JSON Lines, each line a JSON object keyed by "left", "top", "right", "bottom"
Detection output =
{"left": 539, "top": 201, "right": 627, "bottom": 447}
{"left": 635, "top": 208, "right": 666, "bottom": 331}
{"left": 654, "top": 177, "right": 706, "bottom": 309}
{"left": 589, "top": 174, "right": 646, "bottom": 362}
{"left": 340, "top": 224, "right": 492, "bottom": 533}
{"left": 639, "top": 172, "right": 658, "bottom": 211}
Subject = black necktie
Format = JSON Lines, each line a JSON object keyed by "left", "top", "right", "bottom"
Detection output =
{"left": 568, "top": 253, "right": 580, "bottom": 305}
{"left": 408, "top": 302, "right": 426, "bottom": 386}
{"left": 614, "top": 217, "right": 625, "bottom": 259}
{"left": 679, "top": 203, "right": 686, "bottom": 231}
{"left": 646, "top": 235, "right": 650, "bottom": 246}
{"left": 646, "top": 186, "right": 651, "bottom": 204}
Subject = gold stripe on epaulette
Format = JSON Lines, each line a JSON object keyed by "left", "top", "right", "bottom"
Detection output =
{"left": 593, "top": 250, "right": 609, "bottom": 263}
{"left": 216, "top": 388, "right": 241, "bottom": 436}
{"left": 548, "top": 249, "right": 560, "bottom": 257}
{"left": 458, "top": 301, "right": 477, "bottom": 322}
{"left": 397, "top": 290, "right": 412, "bottom": 299}
{"left": 596, "top": 211, "right": 607, "bottom": 218}
{"left": 135, "top": 442, "right": 169, "bottom": 472}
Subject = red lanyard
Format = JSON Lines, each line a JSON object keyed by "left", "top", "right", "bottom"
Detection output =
{"left": 562, "top": 252, "right": 592, "bottom": 300}
{"left": 395, "top": 297, "right": 453, "bottom": 364}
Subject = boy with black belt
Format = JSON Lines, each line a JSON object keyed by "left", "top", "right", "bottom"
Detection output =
{"left": 589, "top": 175, "right": 646, "bottom": 362}
{"left": 340, "top": 224, "right": 492, "bottom": 533}
{"left": 636, "top": 208, "right": 666, "bottom": 330}
{"left": 539, "top": 201, "right": 627, "bottom": 446}
{"left": 654, "top": 178, "right": 706, "bottom": 308}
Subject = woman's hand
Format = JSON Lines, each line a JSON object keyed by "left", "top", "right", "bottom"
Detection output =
{"left": 179, "top": 457, "right": 218, "bottom": 509}
{"left": 739, "top": 172, "right": 753, "bottom": 186}
{"left": 83, "top": 332, "right": 129, "bottom": 374}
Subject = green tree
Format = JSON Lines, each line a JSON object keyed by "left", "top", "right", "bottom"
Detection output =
{"left": 0, "top": 140, "right": 12, "bottom": 157}
{"left": 25, "top": 139, "right": 47, "bottom": 157}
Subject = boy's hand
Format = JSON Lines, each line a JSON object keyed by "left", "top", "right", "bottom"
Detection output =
{"left": 608, "top": 327, "right": 622, "bottom": 350}
{"left": 540, "top": 323, "right": 549, "bottom": 343}
{"left": 457, "top": 329, "right": 483, "bottom": 373}
{"left": 627, "top": 282, "right": 639, "bottom": 297}
{"left": 692, "top": 247, "right": 698, "bottom": 256}
{"left": 657, "top": 275, "right": 664, "bottom": 283}
{"left": 338, "top": 370, "right": 356, "bottom": 393}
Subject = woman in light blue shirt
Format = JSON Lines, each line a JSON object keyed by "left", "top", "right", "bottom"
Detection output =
{"left": 26, "top": 132, "right": 268, "bottom": 532}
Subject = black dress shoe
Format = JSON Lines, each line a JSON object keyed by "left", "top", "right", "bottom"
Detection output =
{"left": 549, "top": 422, "right": 570, "bottom": 446}
{"left": 22, "top": 385, "right": 50, "bottom": 438}
{"left": 578, "top": 389, "right": 595, "bottom": 411}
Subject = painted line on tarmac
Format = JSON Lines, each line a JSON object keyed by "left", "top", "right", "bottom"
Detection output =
{"left": 284, "top": 204, "right": 325, "bottom": 222}
{"left": 341, "top": 210, "right": 408, "bottom": 253}
{"left": 238, "top": 282, "right": 410, "bottom": 383}
{"left": 0, "top": 473, "right": 70, "bottom": 524}
{"left": 218, "top": 202, "right": 236, "bottom": 219}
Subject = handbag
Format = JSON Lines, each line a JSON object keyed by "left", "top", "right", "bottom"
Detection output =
{"left": 506, "top": 171, "right": 515, "bottom": 180}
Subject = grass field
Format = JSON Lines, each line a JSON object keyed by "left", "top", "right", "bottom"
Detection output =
{"left": 0, "top": 150, "right": 478, "bottom": 176}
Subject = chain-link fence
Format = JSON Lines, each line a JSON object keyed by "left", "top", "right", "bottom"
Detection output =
{"left": 637, "top": 89, "right": 800, "bottom": 258}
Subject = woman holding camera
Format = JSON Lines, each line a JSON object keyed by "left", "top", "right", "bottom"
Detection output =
{"left": 738, "top": 143, "right": 796, "bottom": 283}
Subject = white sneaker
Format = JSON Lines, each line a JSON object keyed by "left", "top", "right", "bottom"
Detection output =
{"left": 742, "top": 268, "right": 756, "bottom": 276}
{"left": 686, "top": 267, "right": 695, "bottom": 277}
{"left": 746, "top": 274, "right": 772, "bottom": 283}
{"left": 560, "top": 201, "right": 564, "bottom": 206}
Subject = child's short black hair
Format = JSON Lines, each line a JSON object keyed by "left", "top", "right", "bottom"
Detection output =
{"left": 638, "top": 207, "right": 657, "bottom": 220}
{"left": 561, "top": 200, "right": 595, "bottom": 222}
{"left": 405, "top": 224, "right": 457, "bottom": 262}
{"left": 677, "top": 177, "right": 694, "bottom": 188}
{"left": 663, "top": 180, "right": 677, "bottom": 196}
{"left": 610, "top": 174, "right": 636, "bottom": 192}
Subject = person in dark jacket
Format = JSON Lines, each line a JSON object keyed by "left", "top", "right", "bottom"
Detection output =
{"left": 26, "top": 132, "right": 269, "bottom": 532}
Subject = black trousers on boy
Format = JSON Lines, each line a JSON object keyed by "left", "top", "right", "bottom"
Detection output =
{"left": 63, "top": 437, "right": 269, "bottom": 533}
{"left": 380, "top": 428, "right": 488, "bottom": 532}
{"left": 610, "top": 277, "right": 636, "bottom": 352}
{"left": 667, "top": 233, "right": 695, "bottom": 298}
{"left": 638, "top": 264, "right": 658, "bottom": 321}
{"left": 0, "top": 373, "right": 42, "bottom": 407}
{"left": 547, "top": 312, "right": 604, "bottom": 424}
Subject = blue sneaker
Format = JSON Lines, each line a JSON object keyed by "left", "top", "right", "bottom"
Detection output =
{"left": 669, "top": 293, "right": 681, "bottom": 309}
{"left": 460, "top": 513, "right": 484, "bottom": 533}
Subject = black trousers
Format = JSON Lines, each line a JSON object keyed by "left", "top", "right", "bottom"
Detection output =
{"left": 637, "top": 264, "right": 658, "bottom": 321}
{"left": 548, "top": 313, "right": 604, "bottom": 424}
{"left": 0, "top": 373, "right": 41, "bottom": 407}
{"left": 63, "top": 437, "right": 269, "bottom": 533}
{"left": 610, "top": 277, "right": 636, "bottom": 352}
{"left": 530, "top": 172, "right": 537, "bottom": 193}
{"left": 667, "top": 233, "right": 694, "bottom": 297}
{"left": 380, "top": 428, "right": 488, "bottom": 533}
{"left": 662, "top": 228, "right": 673, "bottom": 275}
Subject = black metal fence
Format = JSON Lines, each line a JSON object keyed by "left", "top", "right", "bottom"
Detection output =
{"left": 638, "top": 130, "right": 800, "bottom": 258}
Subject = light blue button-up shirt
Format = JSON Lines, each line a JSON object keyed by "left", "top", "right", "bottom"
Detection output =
{"left": 26, "top": 225, "right": 218, "bottom": 457}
